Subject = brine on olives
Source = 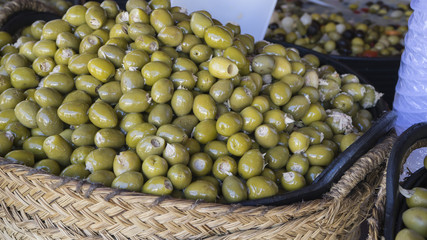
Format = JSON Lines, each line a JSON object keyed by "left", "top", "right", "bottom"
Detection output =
{"left": 0, "top": 0, "right": 382, "bottom": 204}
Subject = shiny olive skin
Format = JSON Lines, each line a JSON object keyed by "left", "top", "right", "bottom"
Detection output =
{"left": 112, "top": 171, "right": 144, "bottom": 192}
{"left": 113, "top": 150, "right": 141, "bottom": 176}
{"left": 14, "top": 100, "right": 39, "bottom": 128}
{"left": 163, "top": 142, "right": 190, "bottom": 166}
{"left": 22, "top": 136, "right": 47, "bottom": 160}
{"left": 167, "top": 164, "right": 192, "bottom": 190}
{"left": 143, "top": 176, "right": 174, "bottom": 196}
{"left": 5, "top": 150, "right": 34, "bottom": 167}
{"left": 85, "top": 147, "right": 116, "bottom": 173}
{"left": 212, "top": 155, "right": 237, "bottom": 181}
{"left": 0, "top": 130, "right": 14, "bottom": 156}
{"left": 60, "top": 164, "right": 90, "bottom": 179}
{"left": 246, "top": 176, "right": 279, "bottom": 200}
{"left": 34, "top": 159, "right": 61, "bottom": 175}
{"left": 70, "top": 146, "right": 95, "bottom": 165}
{"left": 280, "top": 171, "right": 306, "bottom": 192}
{"left": 141, "top": 154, "right": 168, "bottom": 179}
{"left": 43, "top": 135, "right": 72, "bottom": 168}
{"left": 148, "top": 104, "right": 174, "bottom": 127}
{"left": 36, "top": 107, "right": 64, "bottom": 136}
{"left": 88, "top": 101, "right": 118, "bottom": 128}
{"left": 227, "top": 132, "right": 252, "bottom": 157}
{"left": 265, "top": 145, "right": 290, "bottom": 170}
{"left": 184, "top": 180, "right": 217, "bottom": 203}
{"left": 238, "top": 149, "right": 264, "bottom": 179}
{"left": 87, "top": 170, "right": 116, "bottom": 187}
{"left": 94, "top": 128, "right": 125, "bottom": 149}
{"left": 222, "top": 175, "right": 248, "bottom": 203}
{"left": 136, "top": 135, "right": 166, "bottom": 161}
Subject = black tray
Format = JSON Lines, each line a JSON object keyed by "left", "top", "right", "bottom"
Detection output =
{"left": 384, "top": 122, "right": 427, "bottom": 240}
{"left": 241, "top": 40, "right": 394, "bottom": 206}
{"left": 266, "top": 39, "right": 400, "bottom": 107}
{"left": 0, "top": 10, "right": 60, "bottom": 34}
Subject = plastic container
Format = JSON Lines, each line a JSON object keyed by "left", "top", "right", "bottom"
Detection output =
{"left": 384, "top": 122, "right": 427, "bottom": 240}
{"left": 241, "top": 40, "right": 393, "bottom": 206}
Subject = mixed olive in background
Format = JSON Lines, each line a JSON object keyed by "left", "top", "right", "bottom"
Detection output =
{"left": 0, "top": 0, "right": 382, "bottom": 203}
{"left": 267, "top": 1, "right": 411, "bottom": 57}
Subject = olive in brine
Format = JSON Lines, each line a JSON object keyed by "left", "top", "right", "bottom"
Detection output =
{"left": 43, "top": 135, "right": 72, "bottom": 168}
{"left": 34, "top": 159, "right": 61, "bottom": 175}
{"left": 136, "top": 135, "right": 166, "bottom": 161}
{"left": 5, "top": 150, "right": 34, "bottom": 167}
{"left": 88, "top": 101, "right": 118, "bottom": 128}
{"left": 60, "top": 164, "right": 90, "bottom": 179}
{"left": 184, "top": 180, "right": 217, "bottom": 203}
{"left": 222, "top": 175, "right": 248, "bottom": 203}
{"left": 238, "top": 149, "right": 264, "bottom": 180}
{"left": 246, "top": 176, "right": 278, "bottom": 200}
{"left": 87, "top": 170, "right": 116, "bottom": 187}
{"left": 113, "top": 150, "right": 141, "bottom": 176}
{"left": 143, "top": 176, "right": 174, "bottom": 196}
{"left": 112, "top": 171, "right": 144, "bottom": 192}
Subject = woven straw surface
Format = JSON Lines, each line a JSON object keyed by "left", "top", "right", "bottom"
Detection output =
{"left": 0, "top": 133, "right": 396, "bottom": 239}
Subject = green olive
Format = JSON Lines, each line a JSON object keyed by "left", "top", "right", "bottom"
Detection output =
{"left": 87, "top": 170, "right": 116, "bottom": 187}
{"left": 167, "top": 164, "right": 192, "bottom": 190}
{"left": 69, "top": 146, "right": 95, "bottom": 165}
{"left": 156, "top": 124, "right": 187, "bottom": 144}
{"left": 122, "top": 50, "right": 150, "bottom": 72}
{"left": 208, "top": 57, "right": 238, "bottom": 79}
{"left": 112, "top": 171, "right": 144, "bottom": 192}
{"left": 148, "top": 103, "right": 173, "bottom": 127}
{"left": 0, "top": 130, "right": 14, "bottom": 156}
{"left": 14, "top": 100, "right": 39, "bottom": 128}
{"left": 112, "top": 150, "right": 141, "bottom": 176}
{"left": 263, "top": 109, "right": 294, "bottom": 132}
{"left": 184, "top": 180, "right": 217, "bottom": 203}
{"left": 163, "top": 142, "right": 189, "bottom": 165}
{"left": 246, "top": 176, "right": 278, "bottom": 200}
{"left": 265, "top": 145, "right": 290, "bottom": 170}
{"left": 280, "top": 171, "right": 306, "bottom": 192}
{"left": 305, "top": 144, "right": 335, "bottom": 166}
{"left": 204, "top": 140, "right": 228, "bottom": 160}
{"left": 395, "top": 229, "right": 425, "bottom": 240}
{"left": 212, "top": 155, "right": 237, "bottom": 180}
{"left": 238, "top": 149, "right": 264, "bottom": 179}
{"left": 255, "top": 124, "right": 279, "bottom": 148}
{"left": 171, "top": 89, "right": 193, "bottom": 117}
{"left": 34, "top": 159, "right": 61, "bottom": 175}
{"left": 59, "top": 164, "right": 89, "bottom": 179}
{"left": 190, "top": 12, "right": 213, "bottom": 38}
{"left": 222, "top": 175, "right": 248, "bottom": 203}
{"left": 402, "top": 207, "right": 427, "bottom": 237}
{"left": 126, "top": 123, "right": 157, "bottom": 149}
{"left": 88, "top": 101, "right": 118, "bottom": 128}
{"left": 142, "top": 176, "right": 173, "bottom": 196}
{"left": 151, "top": 78, "right": 174, "bottom": 104}
{"left": 142, "top": 154, "right": 168, "bottom": 179}
{"left": 229, "top": 86, "right": 253, "bottom": 112}
{"left": 43, "top": 135, "right": 72, "bottom": 168}
{"left": 141, "top": 61, "right": 172, "bottom": 86}
{"left": 118, "top": 88, "right": 150, "bottom": 113}
{"left": 120, "top": 70, "right": 144, "bottom": 93}
{"left": 188, "top": 152, "right": 213, "bottom": 177}
{"left": 85, "top": 147, "right": 116, "bottom": 172}
{"left": 193, "top": 94, "right": 217, "bottom": 121}
{"left": 216, "top": 112, "right": 243, "bottom": 137}
{"left": 227, "top": 132, "right": 252, "bottom": 157}
{"left": 4, "top": 150, "right": 34, "bottom": 166}
{"left": 136, "top": 135, "right": 166, "bottom": 160}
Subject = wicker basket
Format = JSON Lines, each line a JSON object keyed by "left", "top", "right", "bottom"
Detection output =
{"left": 0, "top": 132, "right": 395, "bottom": 239}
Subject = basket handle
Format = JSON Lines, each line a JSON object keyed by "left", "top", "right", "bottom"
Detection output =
{"left": 324, "top": 132, "right": 396, "bottom": 201}
{"left": 0, "top": 0, "right": 60, "bottom": 27}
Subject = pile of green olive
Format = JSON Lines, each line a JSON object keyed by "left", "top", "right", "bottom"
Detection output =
{"left": 395, "top": 158, "right": 427, "bottom": 240}
{"left": 0, "top": 0, "right": 382, "bottom": 203}
{"left": 267, "top": 2, "right": 409, "bottom": 57}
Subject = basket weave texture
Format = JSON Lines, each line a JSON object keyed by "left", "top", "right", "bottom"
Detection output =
{"left": 0, "top": 133, "right": 396, "bottom": 239}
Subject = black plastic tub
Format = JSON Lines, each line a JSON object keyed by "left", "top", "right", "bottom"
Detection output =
{"left": 240, "top": 40, "right": 394, "bottom": 206}
{"left": 266, "top": 39, "right": 400, "bottom": 107}
{"left": 384, "top": 122, "right": 427, "bottom": 240}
